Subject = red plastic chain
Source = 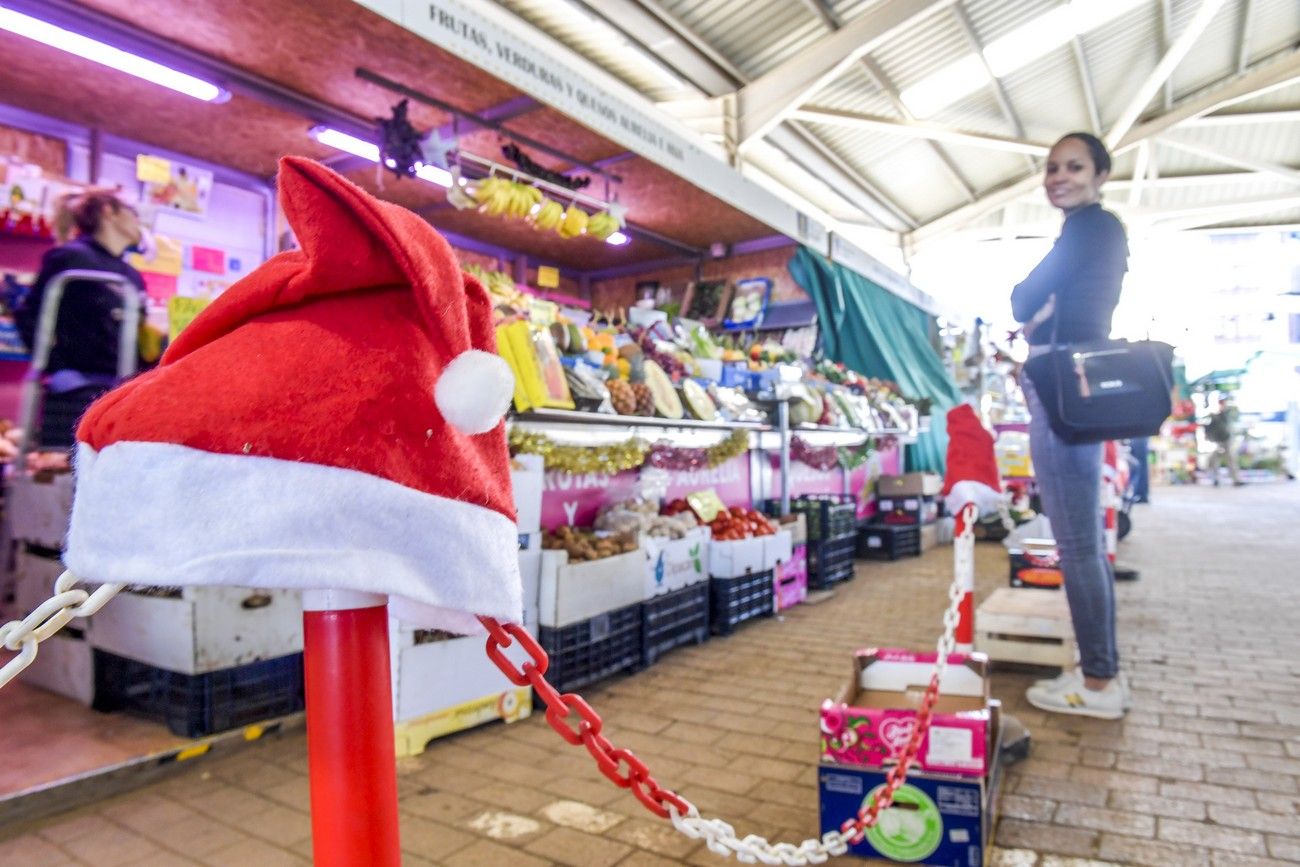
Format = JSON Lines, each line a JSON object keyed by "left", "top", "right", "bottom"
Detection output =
{"left": 479, "top": 616, "right": 690, "bottom": 819}
{"left": 479, "top": 615, "right": 943, "bottom": 832}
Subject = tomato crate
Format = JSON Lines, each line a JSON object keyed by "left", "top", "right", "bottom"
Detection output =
{"left": 857, "top": 523, "right": 921, "bottom": 561}
{"left": 537, "top": 602, "right": 643, "bottom": 693}
{"left": 767, "top": 495, "right": 856, "bottom": 541}
{"left": 92, "top": 650, "right": 304, "bottom": 738}
{"left": 641, "top": 582, "right": 710, "bottom": 667}
{"left": 709, "top": 569, "right": 774, "bottom": 636}
{"left": 807, "top": 534, "right": 858, "bottom": 589}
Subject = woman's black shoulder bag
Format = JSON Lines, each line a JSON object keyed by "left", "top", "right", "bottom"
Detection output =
{"left": 1023, "top": 312, "right": 1174, "bottom": 445}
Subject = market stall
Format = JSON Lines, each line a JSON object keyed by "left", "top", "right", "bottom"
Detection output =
{"left": 0, "top": 0, "right": 950, "bottom": 810}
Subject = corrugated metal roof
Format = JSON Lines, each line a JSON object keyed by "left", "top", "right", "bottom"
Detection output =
{"left": 489, "top": 0, "right": 1299, "bottom": 240}
{"left": 491, "top": 0, "right": 684, "bottom": 101}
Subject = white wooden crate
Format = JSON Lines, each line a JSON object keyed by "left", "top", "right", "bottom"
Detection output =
{"left": 86, "top": 585, "right": 303, "bottom": 675}
{"left": 975, "top": 587, "right": 1076, "bottom": 669}
{"left": 7, "top": 473, "right": 73, "bottom": 550}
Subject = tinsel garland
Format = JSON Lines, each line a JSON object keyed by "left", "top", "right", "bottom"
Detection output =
{"left": 647, "top": 429, "right": 749, "bottom": 471}
{"left": 790, "top": 436, "right": 839, "bottom": 471}
{"left": 510, "top": 428, "right": 750, "bottom": 474}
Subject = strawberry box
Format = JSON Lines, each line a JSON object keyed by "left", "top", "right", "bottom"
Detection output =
{"left": 820, "top": 648, "right": 995, "bottom": 777}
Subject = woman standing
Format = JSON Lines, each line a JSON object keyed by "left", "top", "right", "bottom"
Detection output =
{"left": 1012, "top": 132, "right": 1130, "bottom": 719}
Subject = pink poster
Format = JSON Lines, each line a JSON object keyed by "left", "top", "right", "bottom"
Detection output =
{"left": 141, "top": 272, "right": 178, "bottom": 302}
{"left": 540, "top": 469, "right": 639, "bottom": 529}
{"left": 190, "top": 245, "right": 226, "bottom": 275}
{"left": 662, "top": 455, "right": 751, "bottom": 504}
{"left": 769, "top": 453, "right": 844, "bottom": 499}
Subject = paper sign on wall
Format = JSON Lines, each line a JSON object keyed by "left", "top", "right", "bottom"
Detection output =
{"left": 168, "top": 296, "right": 210, "bottom": 341}
{"left": 135, "top": 155, "right": 172, "bottom": 185}
{"left": 129, "top": 235, "right": 183, "bottom": 277}
{"left": 190, "top": 245, "right": 225, "bottom": 274}
{"left": 141, "top": 272, "right": 178, "bottom": 302}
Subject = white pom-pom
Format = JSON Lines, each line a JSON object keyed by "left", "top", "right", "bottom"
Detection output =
{"left": 944, "top": 480, "right": 1005, "bottom": 520}
{"left": 435, "top": 349, "right": 514, "bottom": 434}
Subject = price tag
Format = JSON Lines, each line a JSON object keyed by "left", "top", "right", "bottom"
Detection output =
{"left": 536, "top": 265, "right": 559, "bottom": 288}
{"left": 136, "top": 154, "right": 172, "bottom": 184}
{"left": 686, "top": 489, "right": 726, "bottom": 523}
{"left": 925, "top": 726, "right": 974, "bottom": 766}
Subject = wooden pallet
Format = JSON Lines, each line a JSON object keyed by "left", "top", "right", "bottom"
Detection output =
{"left": 975, "top": 587, "right": 1076, "bottom": 669}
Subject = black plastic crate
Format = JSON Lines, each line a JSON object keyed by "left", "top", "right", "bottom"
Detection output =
{"left": 709, "top": 569, "right": 774, "bottom": 636}
{"left": 857, "top": 523, "right": 921, "bottom": 561}
{"left": 875, "top": 493, "right": 940, "bottom": 526}
{"left": 642, "top": 582, "right": 710, "bottom": 667}
{"left": 766, "top": 495, "right": 856, "bottom": 542}
{"left": 93, "top": 650, "right": 304, "bottom": 738}
{"left": 808, "top": 534, "right": 858, "bottom": 589}
{"left": 537, "top": 603, "right": 643, "bottom": 693}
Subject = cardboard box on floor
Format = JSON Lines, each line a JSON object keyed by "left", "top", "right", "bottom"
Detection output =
{"left": 1008, "top": 539, "right": 1062, "bottom": 589}
{"left": 820, "top": 649, "right": 995, "bottom": 777}
{"left": 877, "top": 472, "right": 943, "bottom": 498}
{"left": 774, "top": 512, "right": 807, "bottom": 546}
{"left": 819, "top": 706, "right": 1003, "bottom": 867}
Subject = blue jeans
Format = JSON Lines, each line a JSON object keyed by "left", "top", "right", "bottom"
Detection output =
{"left": 1024, "top": 377, "right": 1119, "bottom": 680}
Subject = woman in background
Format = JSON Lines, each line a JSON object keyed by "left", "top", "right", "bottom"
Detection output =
{"left": 16, "top": 191, "right": 152, "bottom": 450}
{"left": 1012, "top": 132, "right": 1130, "bottom": 720}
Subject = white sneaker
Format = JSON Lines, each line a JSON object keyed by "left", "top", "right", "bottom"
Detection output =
{"left": 1026, "top": 680, "right": 1126, "bottom": 720}
{"left": 1033, "top": 670, "right": 1131, "bottom": 710}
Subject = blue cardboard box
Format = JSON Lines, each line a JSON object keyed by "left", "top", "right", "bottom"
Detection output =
{"left": 818, "top": 712, "right": 1002, "bottom": 865}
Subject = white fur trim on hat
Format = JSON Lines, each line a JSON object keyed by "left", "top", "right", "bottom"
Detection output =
{"left": 435, "top": 349, "right": 514, "bottom": 435}
{"left": 944, "top": 480, "right": 1006, "bottom": 521}
{"left": 65, "top": 442, "right": 522, "bottom": 633}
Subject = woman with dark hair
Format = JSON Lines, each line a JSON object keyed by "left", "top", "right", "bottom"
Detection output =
{"left": 1012, "top": 132, "right": 1131, "bottom": 719}
{"left": 16, "top": 191, "right": 150, "bottom": 450}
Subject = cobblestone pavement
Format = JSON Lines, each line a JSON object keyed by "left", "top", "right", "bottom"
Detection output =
{"left": 1, "top": 481, "right": 1297, "bottom": 866}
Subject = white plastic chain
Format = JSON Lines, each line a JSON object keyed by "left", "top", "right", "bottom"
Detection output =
{"left": 667, "top": 550, "right": 968, "bottom": 866}
{"left": 0, "top": 572, "right": 122, "bottom": 689}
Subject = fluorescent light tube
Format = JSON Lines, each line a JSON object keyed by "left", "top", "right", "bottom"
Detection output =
{"left": 605, "top": 231, "right": 630, "bottom": 246}
{"left": 0, "top": 6, "right": 227, "bottom": 102}
{"left": 309, "top": 127, "right": 452, "bottom": 189}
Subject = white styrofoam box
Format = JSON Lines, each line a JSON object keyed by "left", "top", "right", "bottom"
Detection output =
{"left": 708, "top": 537, "right": 766, "bottom": 578}
{"left": 8, "top": 473, "right": 73, "bottom": 549}
{"left": 642, "top": 527, "right": 710, "bottom": 598}
{"left": 539, "top": 549, "right": 644, "bottom": 628}
{"left": 18, "top": 632, "right": 94, "bottom": 705}
{"left": 13, "top": 546, "right": 67, "bottom": 615}
{"left": 86, "top": 586, "right": 303, "bottom": 675}
{"left": 519, "top": 548, "right": 542, "bottom": 630}
{"left": 390, "top": 628, "right": 532, "bottom": 723}
{"left": 762, "top": 530, "right": 793, "bottom": 571}
{"left": 512, "top": 454, "right": 544, "bottom": 534}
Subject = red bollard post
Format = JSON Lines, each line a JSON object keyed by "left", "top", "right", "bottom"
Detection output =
{"left": 302, "top": 590, "right": 402, "bottom": 867}
{"left": 953, "top": 503, "right": 978, "bottom": 653}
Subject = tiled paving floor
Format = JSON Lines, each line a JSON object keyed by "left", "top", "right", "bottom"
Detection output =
{"left": 1, "top": 480, "right": 1297, "bottom": 865}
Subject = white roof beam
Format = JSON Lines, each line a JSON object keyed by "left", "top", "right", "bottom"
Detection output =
{"left": 1129, "top": 141, "right": 1152, "bottom": 207}
{"left": 1159, "top": 0, "right": 1175, "bottom": 111}
{"left": 855, "top": 57, "right": 976, "bottom": 201}
{"left": 1142, "top": 194, "right": 1300, "bottom": 231}
{"left": 1116, "top": 50, "right": 1300, "bottom": 150}
{"left": 790, "top": 108, "right": 1051, "bottom": 155}
{"left": 950, "top": 2, "right": 1037, "bottom": 173}
{"left": 1156, "top": 137, "right": 1300, "bottom": 186}
{"left": 1186, "top": 109, "right": 1300, "bottom": 126}
{"left": 1071, "top": 37, "right": 1103, "bottom": 136}
{"left": 1106, "top": 0, "right": 1230, "bottom": 150}
{"left": 1108, "top": 171, "right": 1264, "bottom": 189}
{"left": 735, "top": 0, "right": 958, "bottom": 146}
{"left": 1237, "top": 0, "right": 1256, "bottom": 74}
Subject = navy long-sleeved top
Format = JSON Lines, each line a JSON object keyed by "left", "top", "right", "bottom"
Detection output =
{"left": 15, "top": 238, "right": 147, "bottom": 376}
{"left": 1011, "top": 203, "right": 1128, "bottom": 346}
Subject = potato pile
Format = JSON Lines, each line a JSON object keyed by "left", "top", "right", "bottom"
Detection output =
{"left": 596, "top": 498, "right": 699, "bottom": 540}
{"left": 543, "top": 525, "right": 638, "bottom": 562}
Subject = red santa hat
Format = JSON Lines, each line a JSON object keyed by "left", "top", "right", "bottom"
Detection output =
{"left": 64, "top": 157, "right": 520, "bottom": 633}
{"left": 941, "top": 403, "right": 1005, "bottom": 518}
